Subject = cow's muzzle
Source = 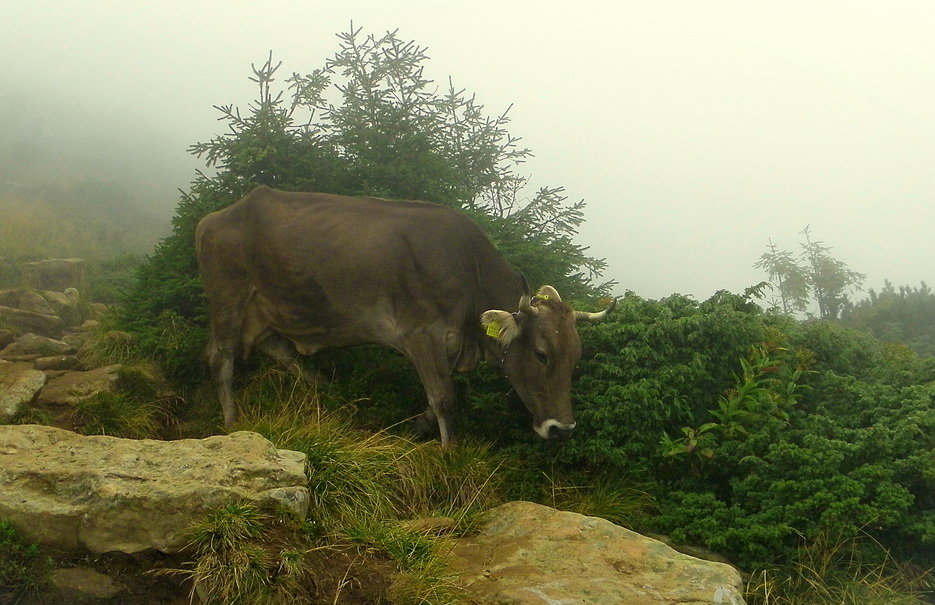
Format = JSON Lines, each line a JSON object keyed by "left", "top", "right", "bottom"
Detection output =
{"left": 534, "top": 419, "right": 576, "bottom": 440}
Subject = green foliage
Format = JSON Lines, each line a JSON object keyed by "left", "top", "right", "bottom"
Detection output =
{"left": 119, "top": 27, "right": 607, "bottom": 382}
{"left": 645, "top": 314, "right": 935, "bottom": 571}
{"left": 0, "top": 520, "right": 51, "bottom": 602}
{"left": 844, "top": 281, "right": 935, "bottom": 357}
{"left": 198, "top": 372, "right": 501, "bottom": 603}
{"left": 661, "top": 343, "right": 807, "bottom": 475}
{"left": 346, "top": 522, "right": 465, "bottom": 605}
{"left": 541, "top": 473, "right": 656, "bottom": 529}
{"left": 518, "top": 290, "right": 775, "bottom": 470}
{"left": 72, "top": 391, "right": 164, "bottom": 439}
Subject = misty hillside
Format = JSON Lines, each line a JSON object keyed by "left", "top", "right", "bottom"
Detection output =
{"left": 0, "top": 180, "right": 167, "bottom": 259}
{"left": 0, "top": 88, "right": 198, "bottom": 259}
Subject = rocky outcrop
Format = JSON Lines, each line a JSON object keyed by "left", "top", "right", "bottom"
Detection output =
{"left": 0, "top": 361, "right": 47, "bottom": 419}
{"left": 0, "top": 304, "right": 66, "bottom": 337}
{"left": 25, "top": 258, "right": 85, "bottom": 291}
{"left": 448, "top": 501, "right": 745, "bottom": 605}
{"left": 0, "top": 425, "right": 309, "bottom": 554}
{"left": 36, "top": 364, "right": 122, "bottom": 406}
{"left": 0, "top": 285, "right": 124, "bottom": 422}
{"left": 1, "top": 332, "right": 75, "bottom": 357}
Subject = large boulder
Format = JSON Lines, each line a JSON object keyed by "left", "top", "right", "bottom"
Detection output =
{"left": 0, "top": 361, "right": 47, "bottom": 419}
{"left": 448, "top": 501, "right": 745, "bottom": 605}
{"left": 0, "top": 305, "right": 64, "bottom": 337}
{"left": 25, "top": 258, "right": 84, "bottom": 291}
{"left": 0, "top": 289, "right": 56, "bottom": 315}
{"left": 0, "top": 425, "right": 309, "bottom": 554}
{"left": 0, "top": 332, "right": 75, "bottom": 358}
{"left": 36, "top": 364, "right": 122, "bottom": 406}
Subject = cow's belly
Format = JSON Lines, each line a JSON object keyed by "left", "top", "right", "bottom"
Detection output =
{"left": 280, "top": 327, "right": 370, "bottom": 356}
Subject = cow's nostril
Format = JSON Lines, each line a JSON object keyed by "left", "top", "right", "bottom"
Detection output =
{"left": 548, "top": 424, "right": 575, "bottom": 440}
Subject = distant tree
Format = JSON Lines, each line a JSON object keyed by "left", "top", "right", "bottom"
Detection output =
{"left": 843, "top": 281, "right": 935, "bottom": 357}
{"left": 798, "top": 227, "right": 866, "bottom": 320}
{"left": 119, "top": 26, "right": 610, "bottom": 381}
{"left": 753, "top": 239, "right": 809, "bottom": 315}
{"left": 755, "top": 227, "right": 865, "bottom": 319}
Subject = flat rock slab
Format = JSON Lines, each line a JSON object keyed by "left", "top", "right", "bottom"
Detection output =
{"left": 1, "top": 332, "right": 75, "bottom": 357}
{"left": 0, "top": 360, "right": 47, "bottom": 419}
{"left": 0, "top": 425, "right": 309, "bottom": 554}
{"left": 0, "top": 305, "right": 64, "bottom": 337}
{"left": 36, "top": 364, "right": 122, "bottom": 406}
{"left": 449, "top": 501, "right": 745, "bottom": 605}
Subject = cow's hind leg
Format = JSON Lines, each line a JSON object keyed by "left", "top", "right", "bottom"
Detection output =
{"left": 206, "top": 335, "right": 238, "bottom": 427}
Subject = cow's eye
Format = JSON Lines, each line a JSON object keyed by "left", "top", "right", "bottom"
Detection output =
{"left": 534, "top": 349, "right": 548, "bottom": 365}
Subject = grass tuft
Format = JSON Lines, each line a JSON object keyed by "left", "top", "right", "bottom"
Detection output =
{"left": 746, "top": 531, "right": 933, "bottom": 605}
{"left": 72, "top": 392, "right": 167, "bottom": 439}
{"left": 177, "top": 504, "right": 315, "bottom": 605}
{"left": 0, "top": 520, "right": 51, "bottom": 603}
{"left": 543, "top": 472, "right": 656, "bottom": 529}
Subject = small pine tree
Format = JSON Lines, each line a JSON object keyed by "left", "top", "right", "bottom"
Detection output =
{"left": 118, "top": 26, "right": 609, "bottom": 382}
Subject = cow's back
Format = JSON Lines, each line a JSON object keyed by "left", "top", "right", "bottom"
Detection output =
{"left": 196, "top": 186, "right": 523, "bottom": 351}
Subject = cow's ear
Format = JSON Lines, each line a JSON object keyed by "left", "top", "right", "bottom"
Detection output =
{"left": 481, "top": 310, "right": 520, "bottom": 346}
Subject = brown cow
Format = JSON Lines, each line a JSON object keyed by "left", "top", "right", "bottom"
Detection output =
{"left": 195, "top": 186, "right": 614, "bottom": 444}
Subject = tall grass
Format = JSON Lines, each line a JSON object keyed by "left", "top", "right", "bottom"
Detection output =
{"left": 747, "top": 531, "right": 933, "bottom": 605}
{"left": 194, "top": 368, "right": 509, "bottom": 603}
{"left": 541, "top": 472, "right": 656, "bottom": 530}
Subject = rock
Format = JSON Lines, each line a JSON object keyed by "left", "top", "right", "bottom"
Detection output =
{"left": 448, "top": 501, "right": 745, "bottom": 605}
{"left": 0, "top": 332, "right": 75, "bottom": 357}
{"left": 0, "top": 305, "right": 64, "bottom": 337}
{"left": 0, "top": 361, "right": 47, "bottom": 419}
{"left": 45, "top": 567, "right": 124, "bottom": 602}
{"left": 39, "top": 288, "right": 83, "bottom": 326}
{"left": 33, "top": 355, "right": 82, "bottom": 371}
{"left": 0, "top": 425, "right": 309, "bottom": 554}
{"left": 36, "top": 364, "right": 122, "bottom": 406}
{"left": 88, "top": 302, "right": 110, "bottom": 320}
{"left": 26, "top": 258, "right": 84, "bottom": 291}
{"left": 14, "top": 290, "right": 56, "bottom": 315}
{"left": 0, "top": 328, "right": 13, "bottom": 349}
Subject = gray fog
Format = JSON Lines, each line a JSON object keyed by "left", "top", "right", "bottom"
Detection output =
{"left": 3, "top": 1, "right": 933, "bottom": 301}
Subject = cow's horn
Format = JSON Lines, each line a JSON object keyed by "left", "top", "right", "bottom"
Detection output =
{"left": 519, "top": 294, "right": 539, "bottom": 317}
{"left": 575, "top": 298, "right": 617, "bottom": 322}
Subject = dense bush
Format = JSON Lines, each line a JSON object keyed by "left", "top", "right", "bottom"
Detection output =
{"left": 844, "top": 281, "right": 935, "bottom": 357}
{"left": 526, "top": 292, "right": 935, "bottom": 572}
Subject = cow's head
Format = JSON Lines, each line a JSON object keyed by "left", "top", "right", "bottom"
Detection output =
{"left": 481, "top": 285, "right": 615, "bottom": 440}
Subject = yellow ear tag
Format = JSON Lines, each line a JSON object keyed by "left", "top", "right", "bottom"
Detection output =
{"left": 538, "top": 294, "right": 550, "bottom": 301}
{"left": 486, "top": 319, "right": 502, "bottom": 338}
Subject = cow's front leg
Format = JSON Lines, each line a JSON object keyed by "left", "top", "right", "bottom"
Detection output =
{"left": 406, "top": 340, "right": 457, "bottom": 446}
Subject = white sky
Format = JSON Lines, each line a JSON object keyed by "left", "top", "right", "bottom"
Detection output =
{"left": 2, "top": 1, "right": 933, "bottom": 300}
